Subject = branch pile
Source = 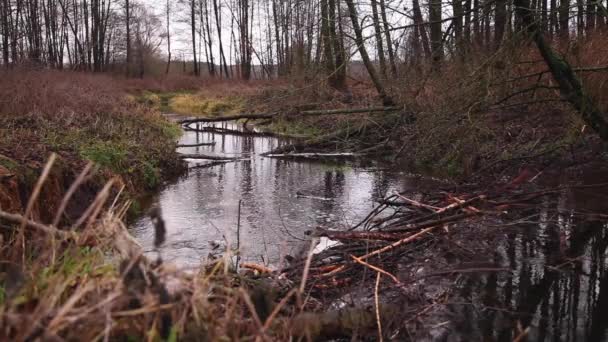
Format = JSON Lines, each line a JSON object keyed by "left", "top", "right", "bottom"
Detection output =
{"left": 283, "top": 182, "right": 608, "bottom": 292}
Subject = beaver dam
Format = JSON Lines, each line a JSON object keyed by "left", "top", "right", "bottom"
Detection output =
{"left": 130, "top": 115, "right": 608, "bottom": 340}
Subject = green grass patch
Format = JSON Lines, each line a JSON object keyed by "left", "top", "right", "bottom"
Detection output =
{"left": 267, "top": 117, "right": 324, "bottom": 137}
{"left": 169, "top": 93, "right": 244, "bottom": 117}
{"left": 80, "top": 141, "right": 128, "bottom": 173}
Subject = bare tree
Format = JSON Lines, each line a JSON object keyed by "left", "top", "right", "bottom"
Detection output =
{"left": 344, "top": 0, "right": 393, "bottom": 105}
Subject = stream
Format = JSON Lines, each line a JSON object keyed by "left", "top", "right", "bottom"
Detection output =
{"left": 131, "top": 116, "right": 444, "bottom": 268}
{"left": 131, "top": 116, "right": 608, "bottom": 340}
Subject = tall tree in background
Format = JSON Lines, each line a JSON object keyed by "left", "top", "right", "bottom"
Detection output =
{"left": 126, "top": 0, "right": 131, "bottom": 76}
{"left": 329, "top": 0, "right": 346, "bottom": 88}
{"left": 495, "top": 0, "right": 507, "bottom": 49}
{"left": 165, "top": 0, "right": 171, "bottom": 74}
{"left": 371, "top": 0, "right": 387, "bottom": 78}
{"left": 379, "top": 0, "right": 397, "bottom": 76}
{"left": 344, "top": 0, "right": 393, "bottom": 105}
{"left": 237, "top": 0, "right": 251, "bottom": 80}
{"left": 429, "top": 0, "right": 443, "bottom": 68}
{"left": 212, "top": 0, "right": 229, "bottom": 77}
{"left": 190, "top": 0, "right": 199, "bottom": 76}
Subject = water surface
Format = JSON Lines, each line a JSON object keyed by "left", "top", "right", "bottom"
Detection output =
{"left": 132, "top": 119, "right": 443, "bottom": 268}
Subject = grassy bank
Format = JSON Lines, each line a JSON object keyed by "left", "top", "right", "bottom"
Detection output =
{"left": 0, "top": 70, "right": 183, "bottom": 221}
{"left": 134, "top": 80, "right": 271, "bottom": 117}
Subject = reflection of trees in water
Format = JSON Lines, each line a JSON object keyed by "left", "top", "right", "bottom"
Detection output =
{"left": 451, "top": 192, "right": 608, "bottom": 341}
{"left": 371, "top": 170, "right": 392, "bottom": 199}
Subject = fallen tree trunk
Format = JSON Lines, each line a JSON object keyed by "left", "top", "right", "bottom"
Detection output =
{"left": 177, "top": 142, "right": 216, "bottom": 147}
{"left": 264, "top": 152, "right": 360, "bottom": 159}
{"left": 300, "top": 106, "right": 402, "bottom": 116}
{"left": 179, "top": 153, "right": 244, "bottom": 161}
{"left": 179, "top": 112, "right": 277, "bottom": 125}
{"left": 263, "top": 122, "right": 374, "bottom": 155}
{"left": 184, "top": 126, "right": 306, "bottom": 139}
{"left": 178, "top": 106, "right": 402, "bottom": 125}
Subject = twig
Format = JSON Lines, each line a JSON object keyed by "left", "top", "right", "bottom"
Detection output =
{"left": 20, "top": 153, "right": 57, "bottom": 266}
{"left": 52, "top": 162, "right": 94, "bottom": 227}
{"left": 20, "top": 153, "right": 57, "bottom": 232}
{"left": 236, "top": 199, "right": 242, "bottom": 270}
{"left": 375, "top": 272, "right": 383, "bottom": 342}
{"left": 0, "top": 209, "right": 68, "bottom": 238}
{"left": 176, "top": 142, "right": 216, "bottom": 147}
{"left": 351, "top": 255, "right": 401, "bottom": 284}
{"left": 393, "top": 192, "right": 440, "bottom": 212}
{"left": 179, "top": 153, "right": 244, "bottom": 161}
{"left": 299, "top": 238, "right": 319, "bottom": 298}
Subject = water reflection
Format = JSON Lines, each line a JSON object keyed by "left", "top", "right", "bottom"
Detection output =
{"left": 445, "top": 185, "right": 608, "bottom": 341}
{"left": 131, "top": 122, "right": 443, "bottom": 268}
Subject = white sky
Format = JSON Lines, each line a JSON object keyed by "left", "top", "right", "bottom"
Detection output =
{"left": 139, "top": 0, "right": 414, "bottom": 64}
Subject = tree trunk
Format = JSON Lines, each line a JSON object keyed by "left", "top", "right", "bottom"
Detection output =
{"left": 412, "top": 0, "right": 431, "bottom": 59}
{"left": 190, "top": 0, "right": 199, "bottom": 76}
{"left": 495, "top": 0, "right": 507, "bottom": 49}
{"left": 429, "top": 0, "right": 443, "bottom": 68}
{"left": 125, "top": 0, "right": 131, "bottom": 76}
{"left": 559, "top": 0, "right": 570, "bottom": 39}
{"left": 379, "top": 0, "right": 397, "bottom": 76}
{"left": 453, "top": 0, "right": 464, "bottom": 55}
{"left": 515, "top": 0, "right": 608, "bottom": 141}
{"left": 371, "top": 0, "right": 387, "bottom": 78}
{"left": 165, "top": 0, "right": 171, "bottom": 74}
{"left": 320, "top": 0, "right": 336, "bottom": 85}
{"left": 344, "top": 0, "right": 393, "bottom": 105}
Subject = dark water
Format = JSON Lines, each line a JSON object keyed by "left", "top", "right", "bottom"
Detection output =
{"left": 131, "top": 119, "right": 444, "bottom": 268}
{"left": 440, "top": 174, "right": 608, "bottom": 341}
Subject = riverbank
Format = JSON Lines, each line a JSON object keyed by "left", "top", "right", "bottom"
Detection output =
{"left": 159, "top": 76, "right": 607, "bottom": 182}
{"left": 0, "top": 70, "right": 184, "bottom": 222}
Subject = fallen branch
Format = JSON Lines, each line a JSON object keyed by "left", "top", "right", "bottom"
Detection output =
{"left": 315, "top": 229, "right": 402, "bottom": 241}
{"left": 393, "top": 192, "right": 441, "bottom": 212}
{"left": 0, "top": 209, "right": 68, "bottom": 238}
{"left": 188, "top": 160, "right": 246, "bottom": 170}
{"left": 178, "top": 106, "right": 403, "bottom": 125}
{"left": 265, "top": 152, "right": 360, "bottom": 159}
{"left": 177, "top": 142, "right": 216, "bottom": 147}
{"left": 184, "top": 126, "right": 306, "bottom": 139}
{"left": 381, "top": 212, "right": 481, "bottom": 233}
{"left": 299, "top": 106, "right": 402, "bottom": 116}
{"left": 179, "top": 112, "right": 277, "bottom": 124}
{"left": 179, "top": 153, "right": 244, "bottom": 161}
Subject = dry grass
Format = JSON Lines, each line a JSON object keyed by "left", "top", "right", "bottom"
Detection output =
{"left": 0, "top": 166, "right": 373, "bottom": 341}
{"left": 380, "top": 33, "right": 608, "bottom": 177}
{"left": 0, "top": 69, "right": 183, "bottom": 193}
